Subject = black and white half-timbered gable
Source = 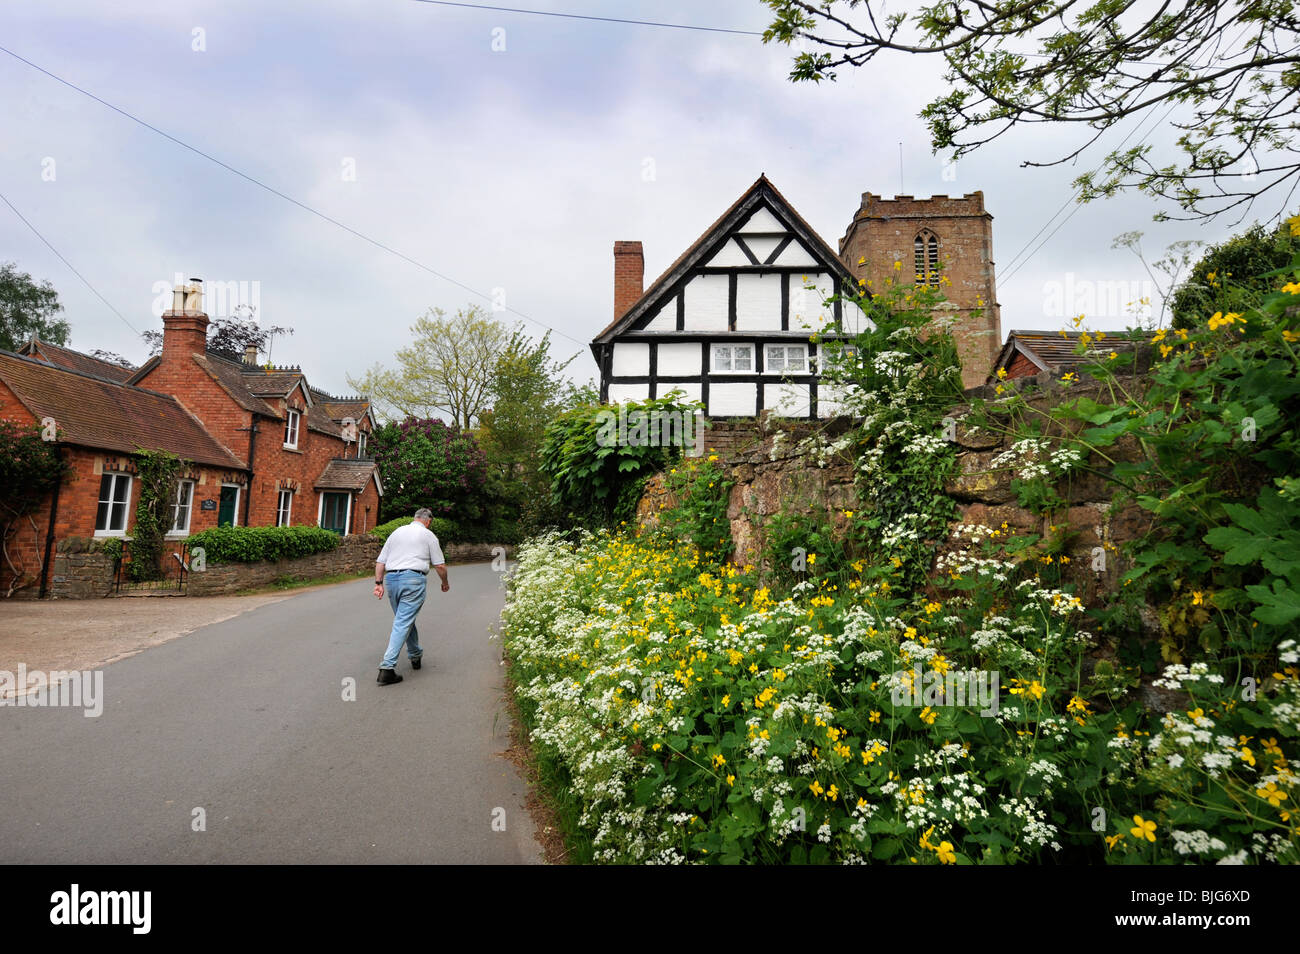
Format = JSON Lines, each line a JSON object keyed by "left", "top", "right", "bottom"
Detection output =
{"left": 591, "top": 176, "right": 869, "bottom": 419}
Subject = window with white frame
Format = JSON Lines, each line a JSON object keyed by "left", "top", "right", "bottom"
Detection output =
{"left": 765, "top": 344, "right": 808, "bottom": 374}
{"left": 711, "top": 343, "right": 754, "bottom": 373}
{"left": 95, "top": 473, "right": 132, "bottom": 536}
{"left": 276, "top": 489, "right": 293, "bottom": 527}
{"left": 169, "top": 480, "right": 194, "bottom": 535}
{"left": 356, "top": 430, "right": 367, "bottom": 458}
{"left": 284, "top": 409, "right": 300, "bottom": 449}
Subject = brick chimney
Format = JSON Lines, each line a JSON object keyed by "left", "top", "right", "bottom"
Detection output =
{"left": 613, "top": 241, "right": 644, "bottom": 319}
{"left": 160, "top": 278, "right": 209, "bottom": 367}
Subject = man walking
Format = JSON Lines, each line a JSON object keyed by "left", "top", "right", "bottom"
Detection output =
{"left": 373, "top": 507, "right": 450, "bottom": 686}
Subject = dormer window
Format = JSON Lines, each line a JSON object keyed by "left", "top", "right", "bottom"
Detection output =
{"left": 284, "top": 409, "right": 300, "bottom": 449}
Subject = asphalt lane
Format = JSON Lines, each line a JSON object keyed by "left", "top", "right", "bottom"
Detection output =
{"left": 0, "top": 563, "right": 541, "bottom": 864}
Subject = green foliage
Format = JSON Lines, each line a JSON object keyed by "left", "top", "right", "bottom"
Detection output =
{"left": 0, "top": 262, "right": 67, "bottom": 352}
{"left": 540, "top": 393, "right": 703, "bottom": 527}
{"left": 656, "top": 454, "right": 735, "bottom": 560}
{"left": 1170, "top": 221, "right": 1298, "bottom": 330}
{"left": 505, "top": 247, "right": 1300, "bottom": 864}
{"left": 761, "top": 1, "right": 1300, "bottom": 221}
{"left": 0, "top": 419, "right": 71, "bottom": 595}
{"left": 185, "top": 525, "right": 340, "bottom": 564}
{"left": 478, "top": 327, "right": 583, "bottom": 537}
{"left": 814, "top": 271, "right": 964, "bottom": 587}
{"left": 347, "top": 304, "right": 506, "bottom": 427}
{"left": 127, "top": 449, "right": 183, "bottom": 582}
{"left": 370, "top": 516, "right": 414, "bottom": 541}
{"left": 371, "top": 417, "right": 488, "bottom": 526}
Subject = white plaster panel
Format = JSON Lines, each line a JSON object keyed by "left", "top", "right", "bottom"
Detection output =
{"left": 608, "top": 383, "right": 650, "bottom": 404}
{"left": 683, "top": 274, "right": 730, "bottom": 330}
{"left": 708, "top": 382, "right": 757, "bottom": 417}
{"left": 705, "top": 239, "right": 752, "bottom": 267}
{"left": 657, "top": 381, "right": 702, "bottom": 405}
{"left": 788, "top": 273, "right": 835, "bottom": 330}
{"left": 740, "top": 207, "right": 784, "bottom": 232}
{"left": 658, "top": 341, "right": 702, "bottom": 375}
{"left": 643, "top": 304, "right": 676, "bottom": 331}
{"left": 612, "top": 341, "right": 650, "bottom": 377}
{"left": 766, "top": 382, "right": 811, "bottom": 418}
{"left": 772, "top": 241, "right": 819, "bottom": 267}
{"left": 735, "top": 273, "right": 782, "bottom": 331}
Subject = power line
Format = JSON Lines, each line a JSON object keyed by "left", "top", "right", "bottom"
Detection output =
{"left": 406, "top": 0, "right": 763, "bottom": 35}
{"left": 0, "top": 188, "right": 139, "bottom": 336}
{"left": 0, "top": 44, "right": 588, "bottom": 350}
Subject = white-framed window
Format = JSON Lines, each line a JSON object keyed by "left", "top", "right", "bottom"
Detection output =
{"left": 711, "top": 343, "right": 754, "bottom": 373}
{"left": 356, "top": 431, "right": 367, "bottom": 458}
{"left": 276, "top": 490, "right": 293, "bottom": 527}
{"left": 284, "top": 409, "right": 300, "bottom": 449}
{"left": 169, "top": 480, "right": 195, "bottom": 535}
{"left": 95, "top": 473, "right": 132, "bottom": 536}
{"left": 765, "top": 344, "right": 808, "bottom": 374}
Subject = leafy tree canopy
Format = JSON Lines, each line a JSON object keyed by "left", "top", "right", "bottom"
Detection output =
{"left": 348, "top": 305, "right": 506, "bottom": 428}
{"left": 0, "top": 262, "right": 68, "bottom": 352}
{"left": 762, "top": 0, "right": 1300, "bottom": 222}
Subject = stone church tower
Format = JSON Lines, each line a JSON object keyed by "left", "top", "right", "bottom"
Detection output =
{"left": 839, "top": 192, "right": 1001, "bottom": 388}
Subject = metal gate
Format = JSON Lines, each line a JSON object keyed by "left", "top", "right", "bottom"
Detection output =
{"left": 113, "top": 540, "right": 190, "bottom": 595}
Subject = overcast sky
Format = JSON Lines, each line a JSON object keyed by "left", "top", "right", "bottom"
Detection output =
{"left": 0, "top": 0, "right": 1261, "bottom": 397}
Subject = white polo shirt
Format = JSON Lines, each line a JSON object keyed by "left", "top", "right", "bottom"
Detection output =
{"left": 377, "top": 521, "right": 446, "bottom": 572}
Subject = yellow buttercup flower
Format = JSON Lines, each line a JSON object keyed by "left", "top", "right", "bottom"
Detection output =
{"left": 1130, "top": 815, "right": 1156, "bottom": 842}
{"left": 936, "top": 841, "right": 956, "bottom": 864}
{"left": 1257, "top": 782, "right": 1288, "bottom": 807}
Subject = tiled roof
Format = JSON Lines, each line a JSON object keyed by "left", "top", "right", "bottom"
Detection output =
{"left": 307, "top": 386, "right": 371, "bottom": 422}
{"left": 992, "top": 330, "right": 1156, "bottom": 378}
{"left": 18, "top": 338, "right": 136, "bottom": 383}
{"left": 192, "top": 353, "right": 282, "bottom": 417}
{"left": 242, "top": 368, "right": 304, "bottom": 397}
{"left": 0, "top": 351, "right": 246, "bottom": 469}
{"left": 314, "top": 458, "right": 380, "bottom": 493}
{"left": 306, "top": 403, "right": 343, "bottom": 437}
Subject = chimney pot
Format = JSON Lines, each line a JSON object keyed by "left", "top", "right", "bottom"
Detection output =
{"left": 243, "top": 343, "right": 258, "bottom": 365}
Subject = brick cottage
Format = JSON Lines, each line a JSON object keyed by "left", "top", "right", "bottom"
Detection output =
{"left": 1, "top": 280, "right": 381, "bottom": 598}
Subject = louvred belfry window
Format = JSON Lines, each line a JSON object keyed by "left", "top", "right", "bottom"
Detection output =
{"left": 914, "top": 229, "right": 940, "bottom": 286}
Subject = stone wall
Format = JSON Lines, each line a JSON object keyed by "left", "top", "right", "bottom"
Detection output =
{"left": 639, "top": 365, "right": 1155, "bottom": 606}
{"left": 21, "top": 535, "right": 514, "bottom": 599}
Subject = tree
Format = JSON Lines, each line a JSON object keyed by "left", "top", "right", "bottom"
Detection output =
{"left": 0, "top": 262, "right": 68, "bottom": 352}
{"left": 477, "top": 328, "right": 583, "bottom": 533}
{"left": 1169, "top": 219, "right": 1300, "bottom": 328}
{"left": 370, "top": 417, "right": 489, "bottom": 527}
{"left": 348, "top": 305, "right": 506, "bottom": 428}
{"left": 761, "top": 1, "right": 1300, "bottom": 222}
{"left": 140, "top": 308, "right": 292, "bottom": 362}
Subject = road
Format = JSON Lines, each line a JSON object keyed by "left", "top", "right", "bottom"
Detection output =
{"left": 0, "top": 563, "right": 542, "bottom": 864}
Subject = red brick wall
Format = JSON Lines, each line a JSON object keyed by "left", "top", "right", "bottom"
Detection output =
{"left": 1006, "top": 352, "right": 1040, "bottom": 379}
{"left": 614, "top": 240, "right": 644, "bottom": 319}
{"left": 134, "top": 356, "right": 252, "bottom": 466}
{"left": 840, "top": 192, "right": 1002, "bottom": 389}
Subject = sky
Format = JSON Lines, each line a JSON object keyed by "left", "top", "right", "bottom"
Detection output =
{"left": 0, "top": 0, "right": 1269, "bottom": 398}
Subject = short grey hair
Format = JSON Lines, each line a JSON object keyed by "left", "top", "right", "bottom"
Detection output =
{"left": 413, "top": 508, "right": 433, "bottom": 522}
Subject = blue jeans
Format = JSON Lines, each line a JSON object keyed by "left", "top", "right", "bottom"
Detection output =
{"left": 381, "top": 570, "right": 426, "bottom": 669}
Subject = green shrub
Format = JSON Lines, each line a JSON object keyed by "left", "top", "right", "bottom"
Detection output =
{"left": 371, "top": 517, "right": 414, "bottom": 541}
{"left": 185, "top": 525, "right": 340, "bottom": 564}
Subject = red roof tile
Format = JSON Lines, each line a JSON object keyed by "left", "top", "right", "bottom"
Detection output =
{"left": 0, "top": 351, "right": 246, "bottom": 469}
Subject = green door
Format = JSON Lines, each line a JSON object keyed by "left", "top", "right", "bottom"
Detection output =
{"left": 218, "top": 485, "right": 238, "bottom": 527}
{"left": 320, "top": 492, "right": 350, "bottom": 535}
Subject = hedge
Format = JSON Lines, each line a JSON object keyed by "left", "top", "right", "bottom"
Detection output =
{"left": 185, "top": 525, "right": 341, "bottom": 564}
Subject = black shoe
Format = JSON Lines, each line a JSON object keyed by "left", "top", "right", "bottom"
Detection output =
{"left": 411, "top": 656, "right": 422, "bottom": 670}
{"left": 377, "top": 667, "right": 403, "bottom": 686}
